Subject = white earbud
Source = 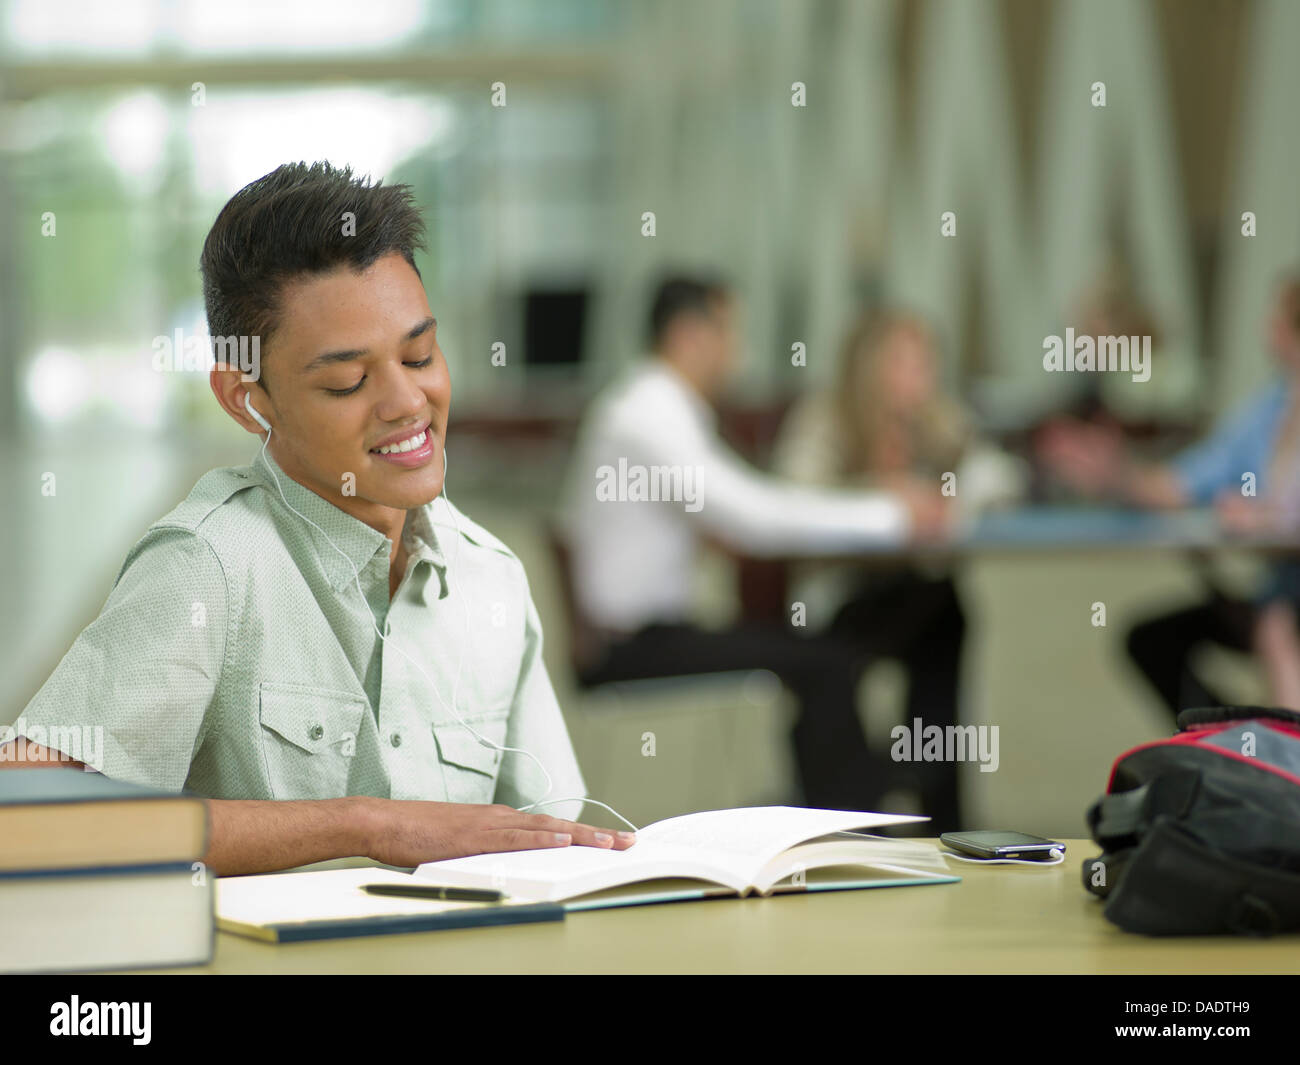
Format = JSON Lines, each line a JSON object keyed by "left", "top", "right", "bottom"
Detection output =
{"left": 243, "top": 391, "right": 272, "bottom": 433}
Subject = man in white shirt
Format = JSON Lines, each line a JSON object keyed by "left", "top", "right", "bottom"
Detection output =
{"left": 562, "top": 277, "right": 949, "bottom": 812}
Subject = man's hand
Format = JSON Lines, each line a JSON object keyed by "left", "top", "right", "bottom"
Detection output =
{"left": 891, "top": 476, "right": 956, "bottom": 542}
{"left": 362, "top": 799, "right": 636, "bottom": 868}
{"left": 1037, "top": 417, "right": 1191, "bottom": 508}
{"left": 1214, "top": 490, "right": 1281, "bottom": 536}
{"left": 1036, "top": 417, "right": 1127, "bottom": 497}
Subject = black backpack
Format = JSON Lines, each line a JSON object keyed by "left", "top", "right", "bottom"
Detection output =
{"left": 1083, "top": 705, "right": 1300, "bottom": 935}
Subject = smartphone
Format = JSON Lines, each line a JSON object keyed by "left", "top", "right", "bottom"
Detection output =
{"left": 940, "top": 830, "right": 1065, "bottom": 861}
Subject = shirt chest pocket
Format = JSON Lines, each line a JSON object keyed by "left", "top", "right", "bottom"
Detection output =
{"left": 258, "top": 682, "right": 368, "bottom": 800}
{"left": 431, "top": 711, "right": 509, "bottom": 804}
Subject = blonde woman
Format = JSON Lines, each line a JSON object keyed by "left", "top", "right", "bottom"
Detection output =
{"left": 772, "top": 310, "right": 975, "bottom": 831}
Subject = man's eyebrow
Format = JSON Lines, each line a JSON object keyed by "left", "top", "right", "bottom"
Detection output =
{"left": 302, "top": 317, "right": 437, "bottom": 373}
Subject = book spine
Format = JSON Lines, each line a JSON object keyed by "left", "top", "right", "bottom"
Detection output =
{"left": 0, "top": 861, "right": 199, "bottom": 880}
{"left": 268, "top": 904, "right": 566, "bottom": 942}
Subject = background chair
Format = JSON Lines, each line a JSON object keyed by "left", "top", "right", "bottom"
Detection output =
{"left": 546, "top": 525, "right": 788, "bottom": 823}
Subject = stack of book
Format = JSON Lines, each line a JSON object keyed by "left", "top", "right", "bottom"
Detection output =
{"left": 0, "top": 767, "right": 212, "bottom": 973}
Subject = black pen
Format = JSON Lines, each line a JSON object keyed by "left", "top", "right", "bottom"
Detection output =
{"left": 362, "top": 883, "right": 504, "bottom": 903}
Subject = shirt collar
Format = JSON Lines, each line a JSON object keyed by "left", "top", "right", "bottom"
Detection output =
{"left": 403, "top": 497, "right": 449, "bottom": 573}
{"left": 251, "top": 445, "right": 447, "bottom": 593}
{"left": 645, "top": 357, "right": 718, "bottom": 430}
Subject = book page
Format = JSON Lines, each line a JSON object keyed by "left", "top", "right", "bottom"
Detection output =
{"left": 637, "top": 807, "right": 926, "bottom": 882}
{"left": 750, "top": 833, "right": 952, "bottom": 893}
{"left": 414, "top": 840, "right": 751, "bottom": 901}
{"left": 562, "top": 878, "right": 737, "bottom": 912}
{"left": 764, "top": 862, "right": 960, "bottom": 894}
{"left": 215, "top": 867, "right": 541, "bottom": 931}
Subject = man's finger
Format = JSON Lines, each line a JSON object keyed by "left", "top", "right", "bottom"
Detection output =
{"left": 480, "top": 828, "right": 575, "bottom": 853}
{"left": 492, "top": 810, "right": 637, "bottom": 849}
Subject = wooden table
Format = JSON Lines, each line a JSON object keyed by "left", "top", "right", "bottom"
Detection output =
{"left": 127, "top": 840, "right": 1300, "bottom": 974}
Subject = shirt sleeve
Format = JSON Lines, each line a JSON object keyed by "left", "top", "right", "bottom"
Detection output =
{"left": 1170, "top": 386, "right": 1282, "bottom": 505}
{"left": 492, "top": 568, "right": 588, "bottom": 823}
{"left": 11, "top": 527, "right": 228, "bottom": 792}
{"left": 624, "top": 395, "right": 910, "bottom": 555}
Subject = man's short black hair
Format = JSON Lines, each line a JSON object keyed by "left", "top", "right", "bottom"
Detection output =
{"left": 647, "top": 274, "right": 731, "bottom": 348}
{"left": 200, "top": 160, "right": 427, "bottom": 388}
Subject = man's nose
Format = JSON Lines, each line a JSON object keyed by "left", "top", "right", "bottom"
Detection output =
{"left": 371, "top": 363, "right": 428, "bottom": 419}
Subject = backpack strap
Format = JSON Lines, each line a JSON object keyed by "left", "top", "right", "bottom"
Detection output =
{"left": 1084, "top": 771, "right": 1203, "bottom": 900}
{"left": 1177, "top": 705, "right": 1300, "bottom": 731}
{"left": 1087, "top": 783, "right": 1148, "bottom": 847}
{"left": 1088, "top": 771, "right": 1200, "bottom": 847}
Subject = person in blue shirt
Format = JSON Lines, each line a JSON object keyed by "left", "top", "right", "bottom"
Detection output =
{"left": 1042, "top": 276, "right": 1300, "bottom": 718}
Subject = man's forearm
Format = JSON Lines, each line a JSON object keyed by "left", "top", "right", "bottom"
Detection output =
{"left": 203, "top": 795, "right": 377, "bottom": 875}
{"left": 1, "top": 741, "right": 378, "bottom": 875}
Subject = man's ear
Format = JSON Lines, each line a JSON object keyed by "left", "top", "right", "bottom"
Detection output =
{"left": 210, "top": 365, "right": 271, "bottom": 435}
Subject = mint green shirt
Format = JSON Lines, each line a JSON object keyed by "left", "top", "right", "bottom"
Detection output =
{"left": 14, "top": 446, "right": 586, "bottom": 818}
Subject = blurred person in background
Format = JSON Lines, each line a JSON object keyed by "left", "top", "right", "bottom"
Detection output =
{"left": 561, "top": 276, "right": 952, "bottom": 816}
{"left": 1032, "top": 266, "right": 1164, "bottom": 503}
{"left": 1053, "top": 263, "right": 1163, "bottom": 425}
{"left": 1041, "top": 275, "right": 1300, "bottom": 717}
{"left": 771, "top": 310, "right": 987, "bottom": 831}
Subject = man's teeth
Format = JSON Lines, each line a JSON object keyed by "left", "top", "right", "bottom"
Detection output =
{"left": 373, "top": 430, "right": 428, "bottom": 455}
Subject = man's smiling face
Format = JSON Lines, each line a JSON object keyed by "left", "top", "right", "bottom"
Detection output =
{"left": 245, "top": 250, "right": 451, "bottom": 529}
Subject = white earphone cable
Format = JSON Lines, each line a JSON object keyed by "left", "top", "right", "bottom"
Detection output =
{"left": 941, "top": 848, "right": 1065, "bottom": 866}
{"left": 246, "top": 402, "right": 637, "bottom": 834}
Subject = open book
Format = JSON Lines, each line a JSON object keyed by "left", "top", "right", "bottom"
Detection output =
{"left": 414, "top": 807, "right": 958, "bottom": 908}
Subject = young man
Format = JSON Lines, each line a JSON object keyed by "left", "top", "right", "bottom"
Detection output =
{"left": 562, "top": 276, "right": 952, "bottom": 814}
{"left": 0, "top": 161, "right": 634, "bottom": 873}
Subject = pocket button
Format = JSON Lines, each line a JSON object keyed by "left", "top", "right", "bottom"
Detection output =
{"left": 309, "top": 724, "right": 324, "bottom": 741}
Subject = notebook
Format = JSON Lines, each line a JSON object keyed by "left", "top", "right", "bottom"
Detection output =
{"left": 414, "top": 806, "right": 959, "bottom": 907}
{"left": 216, "top": 867, "right": 565, "bottom": 942}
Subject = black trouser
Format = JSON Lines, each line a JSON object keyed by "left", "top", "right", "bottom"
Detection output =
{"left": 824, "top": 571, "right": 967, "bottom": 832}
{"left": 581, "top": 571, "right": 967, "bottom": 830}
{"left": 581, "top": 621, "right": 883, "bottom": 813}
{"left": 1126, "top": 593, "right": 1256, "bottom": 720}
